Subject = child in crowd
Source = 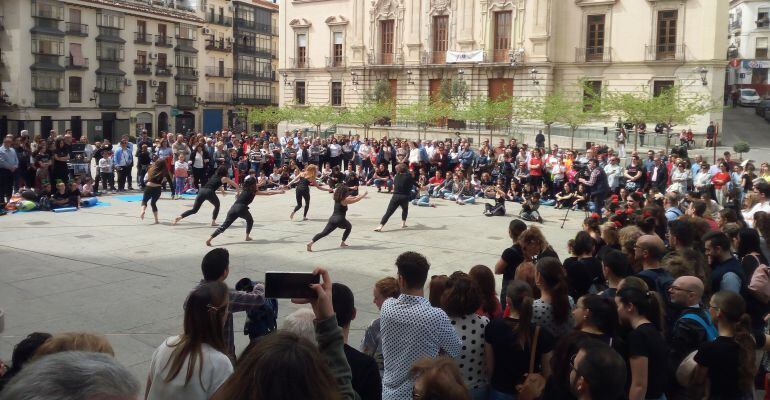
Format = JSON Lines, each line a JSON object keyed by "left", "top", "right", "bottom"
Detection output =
{"left": 173, "top": 154, "right": 189, "bottom": 200}
{"left": 98, "top": 150, "right": 115, "bottom": 193}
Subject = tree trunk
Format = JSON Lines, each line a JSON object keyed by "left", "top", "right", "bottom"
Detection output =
{"left": 547, "top": 124, "right": 552, "bottom": 149}
{"left": 633, "top": 123, "right": 638, "bottom": 151}
{"left": 570, "top": 127, "right": 576, "bottom": 150}
{"left": 477, "top": 123, "right": 481, "bottom": 147}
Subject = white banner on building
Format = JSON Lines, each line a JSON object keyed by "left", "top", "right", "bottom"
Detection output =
{"left": 446, "top": 50, "right": 484, "bottom": 63}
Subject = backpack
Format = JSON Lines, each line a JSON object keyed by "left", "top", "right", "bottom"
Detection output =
{"left": 637, "top": 268, "right": 674, "bottom": 301}
{"left": 244, "top": 298, "right": 278, "bottom": 341}
{"left": 675, "top": 312, "right": 718, "bottom": 342}
{"left": 748, "top": 254, "right": 770, "bottom": 303}
{"left": 675, "top": 312, "right": 718, "bottom": 387}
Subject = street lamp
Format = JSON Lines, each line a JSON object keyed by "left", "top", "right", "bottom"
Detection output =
{"left": 351, "top": 71, "right": 358, "bottom": 86}
{"left": 697, "top": 66, "right": 708, "bottom": 86}
{"left": 406, "top": 69, "right": 414, "bottom": 85}
{"left": 89, "top": 87, "right": 99, "bottom": 105}
{"left": 281, "top": 72, "right": 292, "bottom": 87}
{"left": 530, "top": 68, "right": 539, "bottom": 85}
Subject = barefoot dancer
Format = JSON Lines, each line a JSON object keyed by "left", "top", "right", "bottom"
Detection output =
{"left": 174, "top": 166, "right": 240, "bottom": 226}
{"left": 205, "top": 176, "right": 285, "bottom": 246}
{"left": 287, "top": 164, "right": 331, "bottom": 221}
{"left": 374, "top": 163, "right": 414, "bottom": 232}
{"left": 140, "top": 159, "right": 173, "bottom": 224}
{"left": 306, "top": 185, "right": 367, "bottom": 251}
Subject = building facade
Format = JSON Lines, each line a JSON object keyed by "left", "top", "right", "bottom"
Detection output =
{"left": 200, "top": 0, "right": 235, "bottom": 134}
{"left": 727, "top": 0, "right": 770, "bottom": 96}
{"left": 279, "top": 0, "right": 726, "bottom": 134}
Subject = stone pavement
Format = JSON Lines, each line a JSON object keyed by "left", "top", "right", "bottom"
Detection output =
{"left": 0, "top": 189, "right": 581, "bottom": 382}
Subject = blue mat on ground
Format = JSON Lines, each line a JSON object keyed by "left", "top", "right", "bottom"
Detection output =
{"left": 114, "top": 194, "right": 145, "bottom": 202}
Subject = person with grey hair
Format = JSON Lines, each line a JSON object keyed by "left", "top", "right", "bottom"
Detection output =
{"left": 0, "top": 351, "right": 140, "bottom": 400}
{"left": 281, "top": 307, "right": 318, "bottom": 345}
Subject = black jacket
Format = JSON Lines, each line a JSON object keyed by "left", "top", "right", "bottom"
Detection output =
{"left": 668, "top": 306, "right": 712, "bottom": 368}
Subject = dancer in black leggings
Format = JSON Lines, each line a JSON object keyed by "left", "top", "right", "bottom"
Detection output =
{"left": 287, "top": 164, "right": 331, "bottom": 221}
{"left": 306, "top": 185, "right": 367, "bottom": 252}
{"left": 374, "top": 163, "right": 415, "bottom": 232}
{"left": 173, "top": 166, "right": 240, "bottom": 226}
{"left": 205, "top": 176, "right": 285, "bottom": 246}
{"left": 140, "top": 159, "right": 173, "bottom": 224}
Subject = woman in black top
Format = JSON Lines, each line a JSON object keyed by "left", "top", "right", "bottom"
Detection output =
{"left": 615, "top": 287, "right": 668, "bottom": 400}
{"left": 189, "top": 143, "right": 210, "bottom": 189}
{"left": 205, "top": 175, "right": 285, "bottom": 246}
{"left": 287, "top": 164, "right": 331, "bottom": 221}
{"left": 173, "top": 166, "right": 240, "bottom": 226}
{"left": 374, "top": 163, "right": 415, "bottom": 232}
{"left": 306, "top": 184, "right": 367, "bottom": 252}
{"left": 52, "top": 137, "right": 70, "bottom": 184}
{"left": 573, "top": 294, "right": 627, "bottom": 358}
{"left": 140, "top": 159, "right": 173, "bottom": 224}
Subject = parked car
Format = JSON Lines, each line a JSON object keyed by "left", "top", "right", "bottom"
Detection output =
{"left": 756, "top": 99, "right": 770, "bottom": 118}
{"left": 739, "top": 88, "right": 762, "bottom": 106}
{"left": 765, "top": 108, "right": 770, "bottom": 123}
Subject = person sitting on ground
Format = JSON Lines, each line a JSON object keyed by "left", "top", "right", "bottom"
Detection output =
{"left": 50, "top": 181, "right": 78, "bottom": 209}
{"left": 372, "top": 163, "right": 393, "bottom": 192}
{"left": 520, "top": 192, "right": 543, "bottom": 223}
{"left": 572, "top": 184, "right": 589, "bottom": 211}
{"left": 555, "top": 182, "right": 575, "bottom": 210}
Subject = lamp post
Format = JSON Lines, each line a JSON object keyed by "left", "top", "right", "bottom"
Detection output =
{"left": 406, "top": 69, "right": 414, "bottom": 85}
{"left": 530, "top": 68, "right": 539, "bottom": 85}
{"left": 697, "top": 66, "right": 708, "bottom": 86}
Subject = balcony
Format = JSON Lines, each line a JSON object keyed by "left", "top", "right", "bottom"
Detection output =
{"left": 289, "top": 57, "right": 310, "bottom": 69}
{"left": 155, "top": 35, "right": 173, "bottom": 47}
{"left": 369, "top": 51, "right": 402, "bottom": 66}
{"left": 175, "top": 66, "right": 198, "bottom": 80}
{"left": 98, "top": 92, "right": 121, "bottom": 109}
{"left": 206, "top": 92, "right": 232, "bottom": 103}
{"left": 65, "top": 22, "right": 88, "bottom": 36}
{"left": 233, "top": 94, "right": 277, "bottom": 106}
{"left": 421, "top": 51, "right": 446, "bottom": 65}
{"left": 575, "top": 46, "right": 612, "bottom": 63}
{"left": 134, "top": 32, "right": 152, "bottom": 45}
{"left": 96, "top": 51, "right": 124, "bottom": 62}
{"left": 66, "top": 57, "right": 89, "bottom": 70}
{"left": 205, "top": 38, "right": 232, "bottom": 52}
{"left": 234, "top": 44, "right": 272, "bottom": 58}
{"left": 134, "top": 62, "right": 152, "bottom": 75}
{"left": 32, "top": 54, "right": 64, "bottom": 71}
{"left": 205, "top": 66, "right": 233, "bottom": 78}
{"left": 206, "top": 14, "right": 232, "bottom": 27}
{"left": 325, "top": 56, "right": 346, "bottom": 69}
{"left": 175, "top": 37, "right": 198, "bottom": 53}
{"left": 34, "top": 90, "right": 60, "bottom": 108}
{"left": 33, "top": 4, "right": 64, "bottom": 20}
{"left": 645, "top": 44, "right": 686, "bottom": 61}
{"left": 155, "top": 65, "right": 173, "bottom": 76}
{"left": 758, "top": 18, "right": 770, "bottom": 29}
{"left": 177, "top": 95, "right": 196, "bottom": 110}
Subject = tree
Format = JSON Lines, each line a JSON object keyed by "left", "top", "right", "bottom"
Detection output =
{"left": 521, "top": 90, "right": 580, "bottom": 149}
{"left": 365, "top": 79, "right": 393, "bottom": 103}
{"left": 648, "top": 84, "right": 722, "bottom": 155}
{"left": 297, "top": 105, "right": 342, "bottom": 138}
{"left": 397, "top": 98, "right": 449, "bottom": 141}
{"left": 247, "top": 106, "right": 290, "bottom": 132}
{"left": 733, "top": 141, "right": 750, "bottom": 161}
{"left": 601, "top": 88, "right": 658, "bottom": 151}
{"left": 342, "top": 101, "right": 392, "bottom": 139}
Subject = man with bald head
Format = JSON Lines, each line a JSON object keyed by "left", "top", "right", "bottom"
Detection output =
{"left": 634, "top": 234, "right": 674, "bottom": 299}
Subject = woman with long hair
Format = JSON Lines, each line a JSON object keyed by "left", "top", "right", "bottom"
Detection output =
{"left": 733, "top": 228, "right": 770, "bottom": 330}
{"left": 484, "top": 280, "right": 554, "bottom": 400}
{"left": 140, "top": 159, "right": 173, "bottom": 224}
{"left": 306, "top": 184, "right": 367, "bottom": 251}
{"left": 469, "top": 265, "right": 503, "bottom": 319}
{"left": 287, "top": 164, "right": 331, "bottom": 221}
{"left": 615, "top": 287, "right": 668, "bottom": 400}
{"left": 52, "top": 137, "right": 70, "bottom": 184}
{"left": 190, "top": 142, "right": 210, "bottom": 189}
{"left": 533, "top": 257, "right": 574, "bottom": 337}
{"left": 145, "top": 281, "right": 232, "bottom": 400}
{"left": 573, "top": 294, "right": 625, "bottom": 355}
{"left": 691, "top": 290, "right": 755, "bottom": 400}
{"left": 375, "top": 163, "right": 415, "bottom": 232}
{"left": 205, "top": 175, "right": 285, "bottom": 246}
{"left": 174, "top": 166, "right": 240, "bottom": 227}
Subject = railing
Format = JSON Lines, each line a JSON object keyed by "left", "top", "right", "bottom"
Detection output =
{"left": 134, "top": 62, "right": 152, "bottom": 74}
{"left": 96, "top": 52, "right": 123, "bottom": 61}
{"left": 155, "top": 35, "right": 173, "bottom": 47}
{"left": 575, "top": 46, "right": 612, "bottom": 63}
{"left": 33, "top": 4, "right": 64, "bottom": 20}
{"left": 289, "top": 57, "right": 310, "bottom": 69}
{"left": 369, "top": 51, "right": 403, "bottom": 65}
{"left": 134, "top": 32, "right": 152, "bottom": 44}
{"left": 758, "top": 19, "right": 770, "bottom": 29}
{"left": 34, "top": 54, "right": 62, "bottom": 66}
{"left": 66, "top": 57, "right": 89, "bottom": 69}
{"left": 206, "top": 92, "right": 233, "bottom": 103}
{"left": 233, "top": 94, "right": 278, "bottom": 105}
{"left": 175, "top": 66, "right": 198, "bottom": 78}
{"left": 205, "top": 38, "right": 232, "bottom": 52}
{"left": 205, "top": 66, "right": 233, "bottom": 77}
{"left": 489, "top": 49, "right": 511, "bottom": 63}
{"left": 206, "top": 14, "right": 232, "bottom": 26}
{"left": 423, "top": 51, "right": 446, "bottom": 64}
{"left": 98, "top": 93, "right": 120, "bottom": 109}
{"left": 176, "top": 38, "right": 197, "bottom": 51}
{"left": 34, "top": 91, "right": 60, "bottom": 108}
{"left": 645, "top": 43, "right": 686, "bottom": 61}
{"left": 730, "top": 19, "right": 741, "bottom": 30}
{"left": 66, "top": 22, "right": 88, "bottom": 36}
{"left": 96, "top": 27, "right": 122, "bottom": 40}
{"left": 155, "top": 65, "right": 172, "bottom": 76}
{"left": 176, "top": 95, "right": 196, "bottom": 109}
{"left": 325, "top": 56, "right": 346, "bottom": 68}
{"left": 234, "top": 44, "right": 272, "bottom": 57}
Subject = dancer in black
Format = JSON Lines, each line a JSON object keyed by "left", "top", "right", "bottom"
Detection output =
{"left": 140, "top": 159, "right": 173, "bottom": 224}
{"left": 374, "top": 163, "right": 414, "bottom": 232}
{"left": 205, "top": 176, "right": 285, "bottom": 246}
{"left": 173, "top": 166, "right": 240, "bottom": 226}
{"left": 306, "top": 185, "right": 367, "bottom": 252}
{"left": 287, "top": 164, "right": 332, "bottom": 221}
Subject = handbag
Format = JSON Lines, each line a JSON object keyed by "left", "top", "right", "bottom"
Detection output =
{"left": 748, "top": 254, "right": 770, "bottom": 303}
{"left": 516, "top": 325, "right": 546, "bottom": 400}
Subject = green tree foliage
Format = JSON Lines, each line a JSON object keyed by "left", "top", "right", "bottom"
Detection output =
{"left": 298, "top": 105, "right": 342, "bottom": 138}
{"left": 247, "top": 106, "right": 291, "bottom": 131}
{"left": 340, "top": 101, "right": 393, "bottom": 138}
{"left": 601, "top": 88, "right": 658, "bottom": 151}
{"left": 648, "top": 84, "right": 723, "bottom": 153}
{"left": 733, "top": 141, "right": 750, "bottom": 160}
{"left": 397, "top": 98, "right": 451, "bottom": 141}
{"left": 365, "top": 79, "right": 393, "bottom": 103}
{"left": 454, "top": 96, "right": 515, "bottom": 143}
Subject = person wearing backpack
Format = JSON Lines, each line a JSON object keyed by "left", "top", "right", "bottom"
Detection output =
{"left": 235, "top": 278, "right": 278, "bottom": 342}
{"left": 633, "top": 235, "right": 674, "bottom": 301}
{"left": 703, "top": 231, "right": 745, "bottom": 294}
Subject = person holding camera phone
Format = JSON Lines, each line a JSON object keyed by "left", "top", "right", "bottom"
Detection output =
{"left": 307, "top": 184, "right": 367, "bottom": 252}
{"left": 206, "top": 175, "right": 285, "bottom": 246}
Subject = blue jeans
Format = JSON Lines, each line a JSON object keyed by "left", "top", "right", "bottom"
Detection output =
{"left": 175, "top": 177, "right": 186, "bottom": 195}
{"left": 457, "top": 195, "right": 476, "bottom": 204}
{"left": 412, "top": 195, "right": 431, "bottom": 207}
{"left": 373, "top": 178, "right": 392, "bottom": 189}
{"left": 487, "top": 388, "right": 516, "bottom": 400}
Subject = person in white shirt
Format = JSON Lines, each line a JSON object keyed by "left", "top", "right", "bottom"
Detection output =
{"left": 603, "top": 156, "right": 624, "bottom": 192}
{"left": 743, "top": 181, "right": 770, "bottom": 228}
{"left": 145, "top": 281, "right": 233, "bottom": 400}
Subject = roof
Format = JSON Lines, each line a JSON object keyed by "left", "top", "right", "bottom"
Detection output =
{"left": 63, "top": 0, "right": 205, "bottom": 24}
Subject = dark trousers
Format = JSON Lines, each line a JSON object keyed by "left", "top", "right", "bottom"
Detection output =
{"left": 116, "top": 166, "right": 128, "bottom": 190}
{"left": 0, "top": 168, "right": 13, "bottom": 202}
{"left": 192, "top": 167, "right": 205, "bottom": 188}
{"left": 141, "top": 186, "right": 162, "bottom": 212}
{"left": 180, "top": 189, "right": 220, "bottom": 220}
{"left": 126, "top": 162, "right": 134, "bottom": 188}
{"left": 380, "top": 194, "right": 410, "bottom": 225}
{"left": 293, "top": 187, "right": 310, "bottom": 217}
{"left": 212, "top": 205, "right": 253, "bottom": 238}
{"left": 312, "top": 215, "right": 352, "bottom": 242}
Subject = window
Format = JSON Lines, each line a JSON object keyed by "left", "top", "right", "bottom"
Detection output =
{"left": 32, "top": 36, "right": 64, "bottom": 55}
{"left": 493, "top": 11, "right": 512, "bottom": 62}
{"left": 585, "top": 15, "right": 605, "bottom": 61}
{"left": 136, "top": 80, "right": 147, "bottom": 104}
{"left": 158, "top": 24, "right": 167, "bottom": 36}
{"left": 137, "top": 20, "right": 146, "bottom": 34}
{"left": 157, "top": 53, "right": 167, "bottom": 67}
{"left": 176, "top": 53, "right": 197, "bottom": 68}
{"left": 69, "top": 77, "right": 82, "bottom": 103}
{"left": 653, "top": 80, "right": 674, "bottom": 97}
{"left": 70, "top": 8, "right": 81, "bottom": 24}
{"left": 380, "top": 20, "right": 394, "bottom": 63}
{"left": 331, "top": 82, "right": 342, "bottom": 106}
{"left": 295, "top": 81, "right": 306, "bottom": 104}
{"left": 759, "top": 8, "right": 769, "bottom": 28}
{"left": 753, "top": 68, "right": 769, "bottom": 84}
{"left": 32, "top": 73, "right": 63, "bottom": 90}
{"left": 97, "top": 76, "right": 123, "bottom": 93}
{"left": 157, "top": 81, "right": 167, "bottom": 104}
{"left": 296, "top": 34, "right": 307, "bottom": 68}
{"left": 656, "top": 10, "right": 678, "bottom": 59}
{"left": 137, "top": 50, "right": 147, "bottom": 65}
{"left": 757, "top": 37, "right": 769, "bottom": 59}
{"left": 177, "top": 24, "right": 197, "bottom": 40}
{"left": 333, "top": 32, "right": 344, "bottom": 66}
{"left": 583, "top": 81, "right": 602, "bottom": 111}
{"left": 175, "top": 82, "right": 197, "bottom": 96}
{"left": 69, "top": 43, "right": 86, "bottom": 67}
{"left": 432, "top": 16, "right": 449, "bottom": 63}
{"left": 96, "top": 13, "right": 124, "bottom": 29}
